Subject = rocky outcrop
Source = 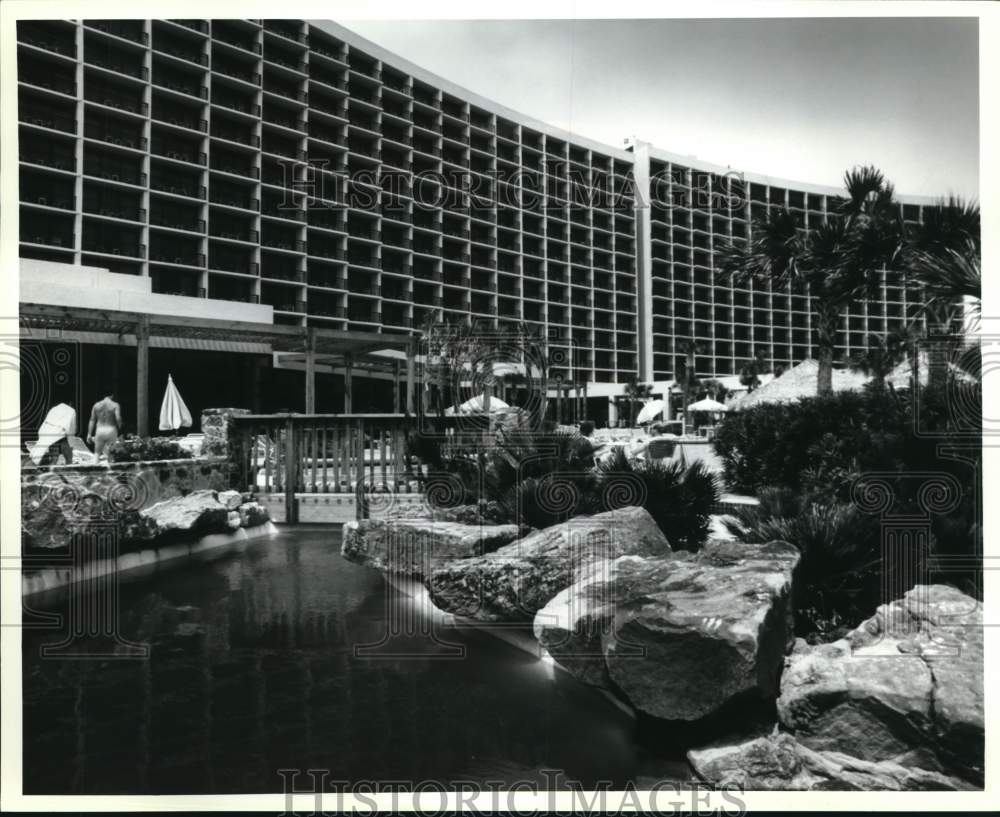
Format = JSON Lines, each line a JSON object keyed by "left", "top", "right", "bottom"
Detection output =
{"left": 21, "top": 457, "right": 230, "bottom": 551}
{"left": 776, "top": 584, "right": 983, "bottom": 786}
{"left": 534, "top": 540, "right": 800, "bottom": 721}
{"left": 217, "top": 489, "right": 243, "bottom": 510}
{"left": 428, "top": 506, "right": 671, "bottom": 623}
{"left": 381, "top": 501, "right": 518, "bottom": 528}
{"left": 341, "top": 518, "right": 522, "bottom": 577}
{"left": 689, "top": 732, "right": 975, "bottom": 791}
{"left": 129, "top": 489, "right": 233, "bottom": 540}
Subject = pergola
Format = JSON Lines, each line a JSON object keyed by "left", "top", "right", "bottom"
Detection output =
{"left": 19, "top": 303, "right": 418, "bottom": 435}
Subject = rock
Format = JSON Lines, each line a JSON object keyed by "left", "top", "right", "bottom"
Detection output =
{"left": 217, "top": 489, "right": 243, "bottom": 510}
{"left": 131, "top": 489, "right": 231, "bottom": 540}
{"left": 688, "top": 732, "right": 975, "bottom": 791}
{"left": 237, "top": 501, "right": 270, "bottom": 528}
{"left": 428, "top": 506, "right": 670, "bottom": 623}
{"left": 341, "top": 518, "right": 521, "bottom": 577}
{"left": 535, "top": 539, "right": 800, "bottom": 721}
{"left": 777, "top": 584, "right": 983, "bottom": 785}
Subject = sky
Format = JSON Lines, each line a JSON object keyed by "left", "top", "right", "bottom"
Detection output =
{"left": 341, "top": 17, "right": 979, "bottom": 199}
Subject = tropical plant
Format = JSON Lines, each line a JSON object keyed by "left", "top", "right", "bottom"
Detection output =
{"left": 901, "top": 196, "right": 981, "bottom": 391}
{"left": 738, "top": 349, "right": 770, "bottom": 392}
{"left": 849, "top": 329, "right": 910, "bottom": 392}
{"left": 623, "top": 374, "right": 654, "bottom": 427}
{"left": 675, "top": 339, "right": 701, "bottom": 420}
{"left": 723, "top": 496, "right": 883, "bottom": 640}
{"left": 719, "top": 166, "right": 903, "bottom": 395}
{"left": 595, "top": 447, "right": 720, "bottom": 551}
{"left": 107, "top": 435, "right": 193, "bottom": 463}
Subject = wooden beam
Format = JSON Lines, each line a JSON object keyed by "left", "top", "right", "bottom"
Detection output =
{"left": 405, "top": 338, "right": 416, "bottom": 415}
{"left": 393, "top": 359, "right": 401, "bottom": 413}
{"left": 135, "top": 315, "right": 149, "bottom": 437}
{"left": 304, "top": 328, "right": 316, "bottom": 414}
{"left": 344, "top": 353, "right": 353, "bottom": 413}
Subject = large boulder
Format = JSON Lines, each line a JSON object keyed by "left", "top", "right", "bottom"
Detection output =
{"left": 427, "top": 506, "right": 670, "bottom": 622}
{"left": 129, "top": 489, "right": 231, "bottom": 541}
{"left": 341, "top": 518, "right": 521, "bottom": 578}
{"left": 534, "top": 540, "right": 800, "bottom": 721}
{"left": 689, "top": 732, "right": 975, "bottom": 791}
{"left": 777, "top": 584, "right": 983, "bottom": 785}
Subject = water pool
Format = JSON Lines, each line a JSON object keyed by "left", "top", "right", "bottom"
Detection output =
{"left": 22, "top": 527, "right": 689, "bottom": 794}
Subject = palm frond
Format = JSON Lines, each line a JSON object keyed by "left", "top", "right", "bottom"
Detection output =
{"left": 907, "top": 239, "right": 981, "bottom": 317}
{"left": 840, "top": 165, "right": 886, "bottom": 215}
{"left": 718, "top": 208, "right": 803, "bottom": 287}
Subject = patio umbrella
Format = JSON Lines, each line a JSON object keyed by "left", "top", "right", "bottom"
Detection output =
{"left": 636, "top": 399, "right": 667, "bottom": 425}
{"left": 159, "top": 374, "right": 193, "bottom": 431}
{"left": 686, "top": 397, "right": 728, "bottom": 412}
{"left": 444, "top": 393, "right": 511, "bottom": 415}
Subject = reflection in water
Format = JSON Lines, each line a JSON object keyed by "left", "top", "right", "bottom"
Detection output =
{"left": 23, "top": 528, "right": 677, "bottom": 794}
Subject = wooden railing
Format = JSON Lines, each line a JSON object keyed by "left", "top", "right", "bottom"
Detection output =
{"left": 230, "top": 413, "right": 418, "bottom": 522}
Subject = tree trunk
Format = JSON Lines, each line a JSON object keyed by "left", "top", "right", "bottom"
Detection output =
{"left": 927, "top": 317, "right": 952, "bottom": 393}
{"left": 817, "top": 344, "right": 834, "bottom": 396}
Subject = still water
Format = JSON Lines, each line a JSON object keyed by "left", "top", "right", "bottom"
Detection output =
{"left": 23, "top": 527, "right": 687, "bottom": 794}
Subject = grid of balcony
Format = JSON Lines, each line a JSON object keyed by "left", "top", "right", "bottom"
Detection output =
{"left": 15, "top": 17, "right": 648, "bottom": 379}
{"left": 17, "top": 18, "right": 924, "bottom": 383}
{"left": 646, "top": 159, "right": 925, "bottom": 381}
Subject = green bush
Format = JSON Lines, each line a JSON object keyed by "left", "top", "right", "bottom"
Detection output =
{"left": 418, "top": 425, "right": 718, "bottom": 549}
{"left": 596, "top": 447, "right": 720, "bottom": 551}
{"left": 713, "top": 384, "right": 981, "bottom": 593}
{"left": 107, "top": 435, "right": 193, "bottom": 463}
{"left": 724, "top": 495, "right": 883, "bottom": 639}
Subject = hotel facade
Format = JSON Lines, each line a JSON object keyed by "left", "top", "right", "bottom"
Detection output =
{"left": 15, "top": 17, "right": 937, "bottom": 425}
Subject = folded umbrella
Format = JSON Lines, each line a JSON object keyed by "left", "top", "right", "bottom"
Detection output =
{"left": 159, "top": 374, "right": 193, "bottom": 431}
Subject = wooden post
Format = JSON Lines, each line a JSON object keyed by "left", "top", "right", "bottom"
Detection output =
{"left": 405, "top": 338, "right": 416, "bottom": 415}
{"left": 343, "top": 354, "right": 353, "bottom": 413}
{"left": 393, "top": 359, "right": 401, "bottom": 414}
{"left": 284, "top": 416, "right": 297, "bottom": 524}
{"left": 304, "top": 328, "right": 316, "bottom": 414}
{"left": 251, "top": 356, "right": 264, "bottom": 414}
{"left": 135, "top": 315, "right": 149, "bottom": 437}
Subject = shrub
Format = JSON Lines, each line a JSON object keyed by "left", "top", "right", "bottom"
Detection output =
{"left": 714, "top": 385, "right": 980, "bottom": 582}
{"left": 107, "top": 435, "right": 193, "bottom": 463}
{"left": 418, "top": 425, "right": 718, "bottom": 549}
{"left": 724, "top": 498, "right": 884, "bottom": 639}
{"left": 595, "top": 447, "right": 720, "bottom": 551}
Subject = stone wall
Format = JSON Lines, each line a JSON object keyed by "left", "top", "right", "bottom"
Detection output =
{"left": 22, "top": 455, "right": 229, "bottom": 551}
{"left": 200, "top": 407, "right": 250, "bottom": 458}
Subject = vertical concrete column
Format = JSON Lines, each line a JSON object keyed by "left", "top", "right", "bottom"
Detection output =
{"left": 631, "top": 141, "right": 655, "bottom": 384}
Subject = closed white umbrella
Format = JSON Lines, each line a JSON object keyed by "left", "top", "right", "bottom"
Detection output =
{"left": 158, "top": 374, "right": 193, "bottom": 431}
{"left": 636, "top": 399, "right": 666, "bottom": 425}
{"left": 687, "top": 398, "right": 728, "bottom": 412}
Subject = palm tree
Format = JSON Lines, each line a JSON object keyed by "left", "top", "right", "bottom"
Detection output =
{"left": 719, "top": 166, "right": 902, "bottom": 396}
{"left": 850, "top": 330, "right": 910, "bottom": 393}
{"left": 676, "top": 339, "right": 701, "bottom": 418}
{"left": 623, "top": 374, "right": 653, "bottom": 427}
{"left": 739, "top": 349, "right": 770, "bottom": 393}
{"left": 901, "top": 199, "right": 980, "bottom": 390}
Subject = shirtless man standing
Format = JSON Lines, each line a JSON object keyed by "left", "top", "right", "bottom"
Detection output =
{"left": 87, "top": 393, "right": 123, "bottom": 460}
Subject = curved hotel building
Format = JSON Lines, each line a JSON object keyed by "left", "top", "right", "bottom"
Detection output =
{"left": 15, "top": 17, "right": 936, "bottom": 423}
